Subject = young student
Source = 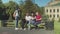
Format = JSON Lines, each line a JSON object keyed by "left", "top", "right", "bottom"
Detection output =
{"left": 35, "top": 12, "right": 42, "bottom": 29}
{"left": 30, "top": 13, "right": 36, "bottom": 25}
{"left": 13, "top": 8, "right": 19, "bottom": 30}
{"left": 20, "top": 18, "right": 26, "bottom": 30}
{"left": 25, "top": 13, "right": 31, "bottom": 30}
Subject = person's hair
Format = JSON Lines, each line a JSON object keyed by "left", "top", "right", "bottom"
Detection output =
{"left": 36, "top": 12, "right": 40, "bottom": 15}
{"left": 31, "top": 13, "right": 35, "bottom": 17}
{"left": 26, "top": 12, "right": 29, "bottom": 16}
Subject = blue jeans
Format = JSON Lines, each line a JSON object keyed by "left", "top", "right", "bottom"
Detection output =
{"left": 26, "top": 20, "right": 31, "bottom": 29}
{"left": 15, "top": 16, "right": 19, "bottom": 28}
{"left": 31, "top": 20, "right": 35, "bottom": 25}
{"left": 34, "top": 21, "right": 41, "bottom": 29}
{"left": 31, "top": 20, "right": 41, "bottom": 26}
{"left": 35, "top": 21, "right": 41, "bottom": 25}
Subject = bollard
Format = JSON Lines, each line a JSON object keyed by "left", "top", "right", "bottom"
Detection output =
{"left": 0, "top": 20, "right": 1, "bottom": 27}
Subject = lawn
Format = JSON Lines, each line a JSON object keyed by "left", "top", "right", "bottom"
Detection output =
{"left": 54, "top": 21, "right": 60, "bottom": 34}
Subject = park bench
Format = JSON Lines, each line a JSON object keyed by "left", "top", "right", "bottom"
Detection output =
{"left": 6, "top": 20, "right": 21, "bottom": 28}
{"left": 0, "top": 20, "right": 46, "bottom": 29}
{"left": 6, "top": 20, "right": 46, "bottom": 29}
{"left": 0, "top": 20, "right": 22, "bottom": 28}
{"left": 6, "top": 21, "right": 15, "bottom": 27}
{"left": 30, "top": 21, "right": 46, "bottom": 29}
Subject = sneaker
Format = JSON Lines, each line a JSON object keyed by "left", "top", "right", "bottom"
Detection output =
{"left": 15, "top": 28, "right": 19, "bottom": 30}
{"left": 24, "top": 28, "right": 26, "bottom": 30}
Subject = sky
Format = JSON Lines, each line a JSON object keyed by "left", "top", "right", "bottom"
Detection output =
{"left": 2, "top": 0, "right": 51, "bottom": 7}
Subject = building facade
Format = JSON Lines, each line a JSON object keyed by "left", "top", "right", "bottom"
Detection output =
{"left": 45, "top": 0, "right": 60, "bottom": 21}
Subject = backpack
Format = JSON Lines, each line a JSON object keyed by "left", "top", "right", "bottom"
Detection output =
{"left": 13, "top": 11, "right": 16, "bottom": 18}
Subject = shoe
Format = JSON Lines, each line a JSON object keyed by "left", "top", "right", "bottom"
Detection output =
{"left": 15, "top": 28, "right": 19, "bottom": 30}
{"left": 24, "top": 28, "right": 26, "bottom": 30}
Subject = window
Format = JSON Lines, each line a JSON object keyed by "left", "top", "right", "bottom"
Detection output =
{"left": 57, "top": 9, "right": 59, "bottom": 12}
{"left": 57, "top": 14, "right": 59, "bottom": 18}
{"left": 53, "top": 14, "right": 55, "bottom": 18}
{"left": 46, "top": 9, "right": 48, "bottom": 12}
{"left": 53, "top": 9, "right": 55, "bottom": 12}
{"left": 50, "top": 15, "right": 52, "bottom": 18}
{"left": 50, "top": 9, "right": 52, "bottom": 13}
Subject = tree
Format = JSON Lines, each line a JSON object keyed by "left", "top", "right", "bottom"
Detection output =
{"left": 23, "top": 0, "right": 36, "bottom": 13}
{"left": 0, "top": 0, "right": 5, "bottom": 20}
{"left": 42, "top": 15, "right": 49, "bottom": 22}
{"left": 19, "top": 0, "right": 44, "bottom": 19}
{"left": 40, "top": 7, "right": 44, "bottom": 15}
{"left": 0, "top": 0, "right": 3, "bottom": 8}
{"left": 24, "top": 0, "right": 44, "bottom": 15}
{"left": 19, "top": 0, "right": 25, "bottom": 19}
{"left": 5, "top": 1, "right": 19, "bottom": 21}
{"left": 19, "top": 0, "right": 35, "bottom": 18}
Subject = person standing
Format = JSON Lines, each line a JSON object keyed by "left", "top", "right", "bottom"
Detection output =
{"left": 13, "top": 8, "right": 19, "bottom": 30}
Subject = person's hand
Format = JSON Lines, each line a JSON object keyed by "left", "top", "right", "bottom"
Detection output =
{"left": 39, "top": 18, "right": 42, "bottom": 20}
{"left": 36, "top": 18, "right": 42, "bottom": 21}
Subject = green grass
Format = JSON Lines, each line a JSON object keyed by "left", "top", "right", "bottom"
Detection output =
{"left": 54, "top": 21, "right": 60, "bottom": 34}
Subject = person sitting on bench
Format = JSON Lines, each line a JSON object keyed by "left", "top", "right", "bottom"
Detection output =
{"left": 25, "top": 13, "right": 31, "bottom": 30}
{"left": 20, "top": 18, "right": 26, "bottom": 30}
{"left": 30, "top": 13, "right": 36, "bottom": 26}
{"left": 35, "top": 12, "right": 42, "bottom": 29}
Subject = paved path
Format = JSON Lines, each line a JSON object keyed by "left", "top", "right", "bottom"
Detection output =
{"left": 0, "top": 27, "right": 54, "bottom": 34}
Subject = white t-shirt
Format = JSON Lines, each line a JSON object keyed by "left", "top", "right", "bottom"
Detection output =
{"left": 15, "top": 10, "right": 19, "bottom": 17}
{"left": 25, "top": 16, "right": 32, "bottom": 21}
